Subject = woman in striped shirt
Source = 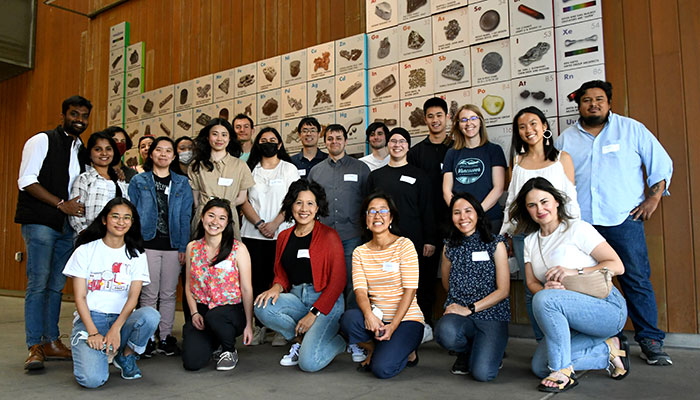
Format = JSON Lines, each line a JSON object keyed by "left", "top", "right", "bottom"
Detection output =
{"left": 340, "top": 192, "right": 424, "bottom": 379}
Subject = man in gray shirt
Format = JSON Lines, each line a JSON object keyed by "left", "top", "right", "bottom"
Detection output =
{"left": 308, "top": 123, "right": 370, "bottom": 308}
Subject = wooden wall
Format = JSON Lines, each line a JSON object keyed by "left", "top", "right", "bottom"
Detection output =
{"left": 0, "top": 0, "right": 698, "bottom": 334}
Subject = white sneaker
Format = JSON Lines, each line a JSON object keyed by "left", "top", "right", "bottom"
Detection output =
{"left": 271, "top": 331, "right": 288, "bottom": 347}
{"left": 347, "top": 344, "right": 367, "bottom": 363}
{"left": 280, "top": 343, "right": 301, "bottom": 366}
{"left": 421, "top": 323, "right": 434, "bottom": 343}
{"left": 250, "top": 326, "right": 267, "bottom": 346}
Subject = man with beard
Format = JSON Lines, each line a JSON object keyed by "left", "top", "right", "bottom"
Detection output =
{"left": 291, "top": 116, "right": 328, "bottom": 178}
{"left": 16, "top": 95, "right": 91, "bottom": 370}
{"left": 359, "top": 122, "right": 390, "bottom": 171}
{"left": 308, "top": 124, "right": 370, "bottom": 308}
{"left": 233, "top": 113, "right": 255, "bottom": 162}
{"left": 556, "top": 80, "right": 674, "bottom": 366}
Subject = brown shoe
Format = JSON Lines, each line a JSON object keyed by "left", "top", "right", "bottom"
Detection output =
{"left": 24, "top": 345, "right": 45, "bottom": 370}
{"left": 42, "top": 338, "right": 72, "bottom": 360}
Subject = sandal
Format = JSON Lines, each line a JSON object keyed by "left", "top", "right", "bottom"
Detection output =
{"left": 407, "top": 350, "right": 419, "bottom": 368}
{"left": 537, "top": 366, "right": 578, "bottom": 393}
{"left": 606, "top": 337, "right": 630, "bottom": 380}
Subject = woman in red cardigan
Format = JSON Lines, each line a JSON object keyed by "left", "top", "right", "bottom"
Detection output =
{"left": 254, "top": 179, "right": 347, "bottom": 371}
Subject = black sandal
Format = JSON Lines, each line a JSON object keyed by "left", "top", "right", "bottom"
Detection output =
{"left": 537, "top": 367, "right": 578, "bottom": 393}
{"left": 407, "top": 350, "right": 419, "bottom": 367}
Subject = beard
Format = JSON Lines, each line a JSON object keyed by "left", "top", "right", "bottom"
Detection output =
{"left": 63, "top": 121, "right": 87, "bottom": 136}
{"left": 580, "top": 110, "right": 610, "bottom": 127}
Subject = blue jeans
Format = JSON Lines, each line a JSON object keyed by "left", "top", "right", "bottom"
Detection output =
{"left": 340, "top": 308, "right": 424, "bottom": 379}
{"left": 595, "top": 216, "right": 665, "bottom": 343}
{"left": 21, "top": 222, "right": 75, "bottom": 347}
{"left": 70, "top": 307, "right": 160, "bottom": 388}
{"left": 341, "top": 236, "right": 362, "bottom": 309}
{"left": 532, "top": 287, "right": 627, "bottom": 372}
{"left": 434, "top": 314, "right": 508, "bottom": 382}
{"left": 255, "top": 284, "right": 346, "bottom": 372}
{"left": 513, "top": 233, "right": 543, "bottom": 341}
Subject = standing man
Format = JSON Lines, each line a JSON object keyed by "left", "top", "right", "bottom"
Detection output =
{"left": 556, "top": 80, "right": 674, "bottom": 365}
{"left": 407, "top": 97, "right": 453, "bottom": 328}
{"left": 308, "top": 124, "right": 370, "bottom": 307}
{"left": 16, "top": 95, "right": 91, "bottom": 370}
{"left": 359, "top": 122, "right": 390, "bottom": 171}
{"left": 233, "top": 113, "right": 255, "bottom": 162}
{"left": 290, "top": 116, "right": 328, "bottom": 178}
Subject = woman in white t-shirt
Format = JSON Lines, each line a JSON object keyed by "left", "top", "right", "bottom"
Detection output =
{"left": 240, "top": 127, "right": 300, "bottom": 345}
{"left": 509, "top": 177, "right": 629, "bottom": 393}
{"left": 63, "top": 197, "right": 160, "bottom": 388}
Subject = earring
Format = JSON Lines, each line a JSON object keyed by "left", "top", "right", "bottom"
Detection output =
{"left": 543, "top": 129, "right": 553, "bottom": 146}
{"left": 520, "top": 144, "right": 525, "bottom": 154}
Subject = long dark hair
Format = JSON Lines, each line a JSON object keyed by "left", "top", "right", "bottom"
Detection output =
{"left": 508, "top": 177, "right": 572, "bottom": 235}
{"left": 246, "top": 127, "right": 292, "bottom": 170}
{"left": 510, "top": 106, "right": 559, "bottom": 162}
{"left": 84, "top": 131, "right": 123, "bottom": 197}
{"left": 191, "top": 118, "right": 242, "bottom": 173}
{"left": 75, "top": 197, "right": 144, "bottom": 259}
{"left": 361, "top": 191, "right": 401, "bottom": 241}
{"left": 447, "top": 192, "right": 493, "bottom": 246}
{"left": 280, "top": 179, "right": 329, "bottom": 223}
{"left": 193, "top": 198, "right": 235, "bottom": 266}
{"left": 142, "top": 136, "right": 182, "bottom": 174}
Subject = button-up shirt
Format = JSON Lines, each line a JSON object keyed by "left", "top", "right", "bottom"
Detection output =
{"left": 17, "top": 130, "right": 82, "bottom": 193}
{"left": 291, "top": 148, "right": 328, "bottom": 178}
{"left": 308, "top": 154, "right": 370, "bottom": 240}
{"left": 555, "top": 112, "right": 673, "bottom": 227}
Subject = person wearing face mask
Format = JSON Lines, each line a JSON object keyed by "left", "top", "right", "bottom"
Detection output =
{"left": 105, "top": 126, "right": 137, "bottom": 183}
{"left": 241, "top": 127, "right": 300, "bottom": 345}
{"left": 175, "top": 136, "right": 195, "bottom": 175}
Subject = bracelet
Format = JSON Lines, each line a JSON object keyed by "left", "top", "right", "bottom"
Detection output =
{"left": 192, "top": 312, "right": 200, "bottom": 317}
{"left": 88, "top": 332, "right": 99, "bottom": 337}
{"left": 254, "top": 219, "right": 265, "bottom": 228}
{"left": 56, "top": 199, "right": 65, "bottom": 209}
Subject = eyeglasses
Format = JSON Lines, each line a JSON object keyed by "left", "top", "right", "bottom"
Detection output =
{"left": 366, "top": 209, "right": 390, "bottom": 215}
{"left": 389, "top": 139, "right": 407, "bottom": 145}
{"left": 460, "top": 116, "right": 480, "bottom": 122}
{"left": 108, "top": 214, "right": 133, "bottom": 222}
{"left": 301, "top": 128, "right": 318, "bottom": 134}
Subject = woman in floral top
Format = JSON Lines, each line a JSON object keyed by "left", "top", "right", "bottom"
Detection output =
{"left": 434, "top": 192, "right": 510, "bottom": 382}
{"left": 182, "top": 198, "right": 254, "bottom": 372}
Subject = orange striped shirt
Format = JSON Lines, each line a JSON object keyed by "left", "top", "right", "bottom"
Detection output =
{"left": 352, "top": 236, "right": 424, "bottom": 323}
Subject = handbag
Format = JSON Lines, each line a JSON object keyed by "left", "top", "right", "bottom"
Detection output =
{"left": 538, "top": 233, "right": 613, "bottom": 299}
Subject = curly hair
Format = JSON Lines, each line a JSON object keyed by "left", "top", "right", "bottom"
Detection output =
{"left": 279, "top": 179, "right": 329, "bottom": 223}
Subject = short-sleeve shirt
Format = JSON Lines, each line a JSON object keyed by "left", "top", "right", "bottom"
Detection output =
{"left": 188, "top": 153, "right": 255, "bottom": 239}
{"left": 442, "top": 142, "right": 507, "bottom": 220}
{"left": 524, "top": 219, "right": 605, "bottom": 283}
{"left": 352, "top": 237, "right": 424, "bottom": 323}
{"left": 444, "top": 234, "right": 510, "bottom": 322}
{"left": 189, "top": 238, "right": 242, "bottom": 308}
{"left": 63, "top": 239, "right": 150, "bottom": 314}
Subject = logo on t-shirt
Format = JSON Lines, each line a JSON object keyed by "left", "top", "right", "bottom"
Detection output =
{"left": 87, "top": 262, "right": 130, "bottom": 292}
{"left": 455, "top": 158, "right": 484, "bottom": 185}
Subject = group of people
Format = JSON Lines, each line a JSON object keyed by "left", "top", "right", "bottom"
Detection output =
{"left": 16, "top": 79, "right": 673, "bottom": 392}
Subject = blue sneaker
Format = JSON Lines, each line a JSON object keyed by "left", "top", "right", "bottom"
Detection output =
{"left": 113, "top": 352, "right": 142, "bottom": 379}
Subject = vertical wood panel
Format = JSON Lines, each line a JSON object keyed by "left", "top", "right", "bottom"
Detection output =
{"left": 289, "top": 0, "right": 304, "bottom": 51}
{"left": 302, "top": 0, "right": 317, "bottom": 48}
{"left": 277, "top": 0, "right": 291, "bottom": 55}
{"left": 330, "top": 0, "right": 346, "bottom": 40}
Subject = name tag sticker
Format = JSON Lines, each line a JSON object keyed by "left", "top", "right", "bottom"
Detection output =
{"left": 602, "top": 143, "right": 620, "bottom": 154}
{"left": 298, "top": 169, "right": 306, "bottom": 176}
{"left": 297, "top": 249, "right": 310, "bottom": 258}
{"left": 344, "top": 174, "right": 358, "bottom": 182}
{"left": 218, "top": 177, "right": 234, "bottom": 186}
{"left": 269, "top": 179, "right": 284, "bottom": 185}
{"left": 215, "top": 260, "right": 234, "bottom": 270}
{"left": 440, "top": 163, "right": 444, "bottom": 170}
{"left": 400, "top": 175, "right": 416, "bottom": 184}
{"left": 472, "top": 251, "right": 490, "bottom": 261}
{"left": 382, "top": 261, "right": 399, "bottom": 273}
{"left": 164, "top": 185, "right": 171, "bottom": 195}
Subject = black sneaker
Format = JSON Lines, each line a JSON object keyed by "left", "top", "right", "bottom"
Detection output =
{"left": 142, "top": 338, "right": 156, "bottom": 358}
{"left": 156, "top": 335, "right": 181, "bottom": 356}
{"left": 451, "top": 352, "right": 469, "bottom": 375}
{"left": 639, "top": 338, "right": 672, "bottom": 366}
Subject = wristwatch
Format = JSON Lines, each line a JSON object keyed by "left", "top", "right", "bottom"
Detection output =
{"left": 577, "top": 267, "right": 584, "bottom": 275}
{"left": 309, "top": 306, "right": 320, "bottom": 316}
{"left": 467, "top": 303, "right": 476, "bottom": 314}
{"left": 254, "top": 219, "right": 265, "bottom": 228}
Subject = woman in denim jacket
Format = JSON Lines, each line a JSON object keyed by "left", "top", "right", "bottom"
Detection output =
{"left": 128, "top": 136, "right": 193, "bottom": 356}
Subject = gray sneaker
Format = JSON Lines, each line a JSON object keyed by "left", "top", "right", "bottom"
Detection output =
{"left": 639, "top": 338, "right": 672, "bottom": 366}
{"left": 216, "top": 350, "right": 238, "bottom": 371}
{"left": 280, "top": 343, "right": 300, "bottom": 366}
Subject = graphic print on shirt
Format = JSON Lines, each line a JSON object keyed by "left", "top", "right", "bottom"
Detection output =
{"left": 87, "top": 262, "right": 130, "bottom": 292}
{"left": 454, "top": 158, "right": 484, "bottom": 185}
{"left": 153, "top": 178, "right": 169, "bottom": 235}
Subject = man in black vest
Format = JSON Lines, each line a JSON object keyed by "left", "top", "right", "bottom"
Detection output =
{"left": 16, "top": 95, "right": 90, "bottom": 370}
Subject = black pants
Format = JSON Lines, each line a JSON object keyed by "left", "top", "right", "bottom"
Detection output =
{"left": 242, "top": 237, "right": 277, "bottom": 298}
{"left": 418, "top": 243, "right": 442, "bottom": 326}
{"left": 182, "top": 303, "right": 246, "bottom": 371}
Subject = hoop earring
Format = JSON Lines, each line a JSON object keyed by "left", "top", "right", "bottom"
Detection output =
{"left": 543, "top": 130, "right": 552, "bottom": 146}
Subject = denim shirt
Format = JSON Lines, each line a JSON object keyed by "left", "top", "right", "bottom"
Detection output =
{"left": 555, "top": 112, "right": 673, "bottom": 226}
{"left": 128, "top": 171, "right": 193, "bottom": 252}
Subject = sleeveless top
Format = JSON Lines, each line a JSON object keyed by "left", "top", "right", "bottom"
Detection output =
{"left": 189, "top": 238, "right": 242, "bottom": 308}
{"left": 500, "top": 153, "right": 580, "bottom": 235}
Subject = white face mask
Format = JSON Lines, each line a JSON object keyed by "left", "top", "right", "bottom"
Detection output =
{"left": 179, "top": 150, "right": 193, "bottom": 164}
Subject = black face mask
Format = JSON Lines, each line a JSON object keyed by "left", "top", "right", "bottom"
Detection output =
{"left": 258, "top": 142, "right": 279, "bottom": 158}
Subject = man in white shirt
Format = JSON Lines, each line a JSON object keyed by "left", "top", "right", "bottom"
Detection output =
{"left": 359, "top": 122, "right": 390, "bottom": 171}
{"left": 15, "top": 95, "right": 91, "bottom": 370}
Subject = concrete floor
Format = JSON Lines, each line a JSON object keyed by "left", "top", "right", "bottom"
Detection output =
{"left": 2, "top": 296, "right": 699, "bottom": 400}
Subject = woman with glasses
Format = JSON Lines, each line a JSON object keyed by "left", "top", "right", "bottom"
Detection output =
{"left": 340, "top": 192, "right": 424, "bottom": 379}
{"left": 367, "top": 127, "right": 437, "bottom": 328}
{"left": 254, "top": 180, "right": 346, "bottom": 371}
{"left": 63, "top": 197, "right": 160, "bottom": 387}
{"left": 240, "top": 127, "right": 300, "bottom": 345}
{"left": 442, "top": 104, "right": 507, "bottom": 233}
{"left": 128, "top": 136, "right": 193, "bottom": 357}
